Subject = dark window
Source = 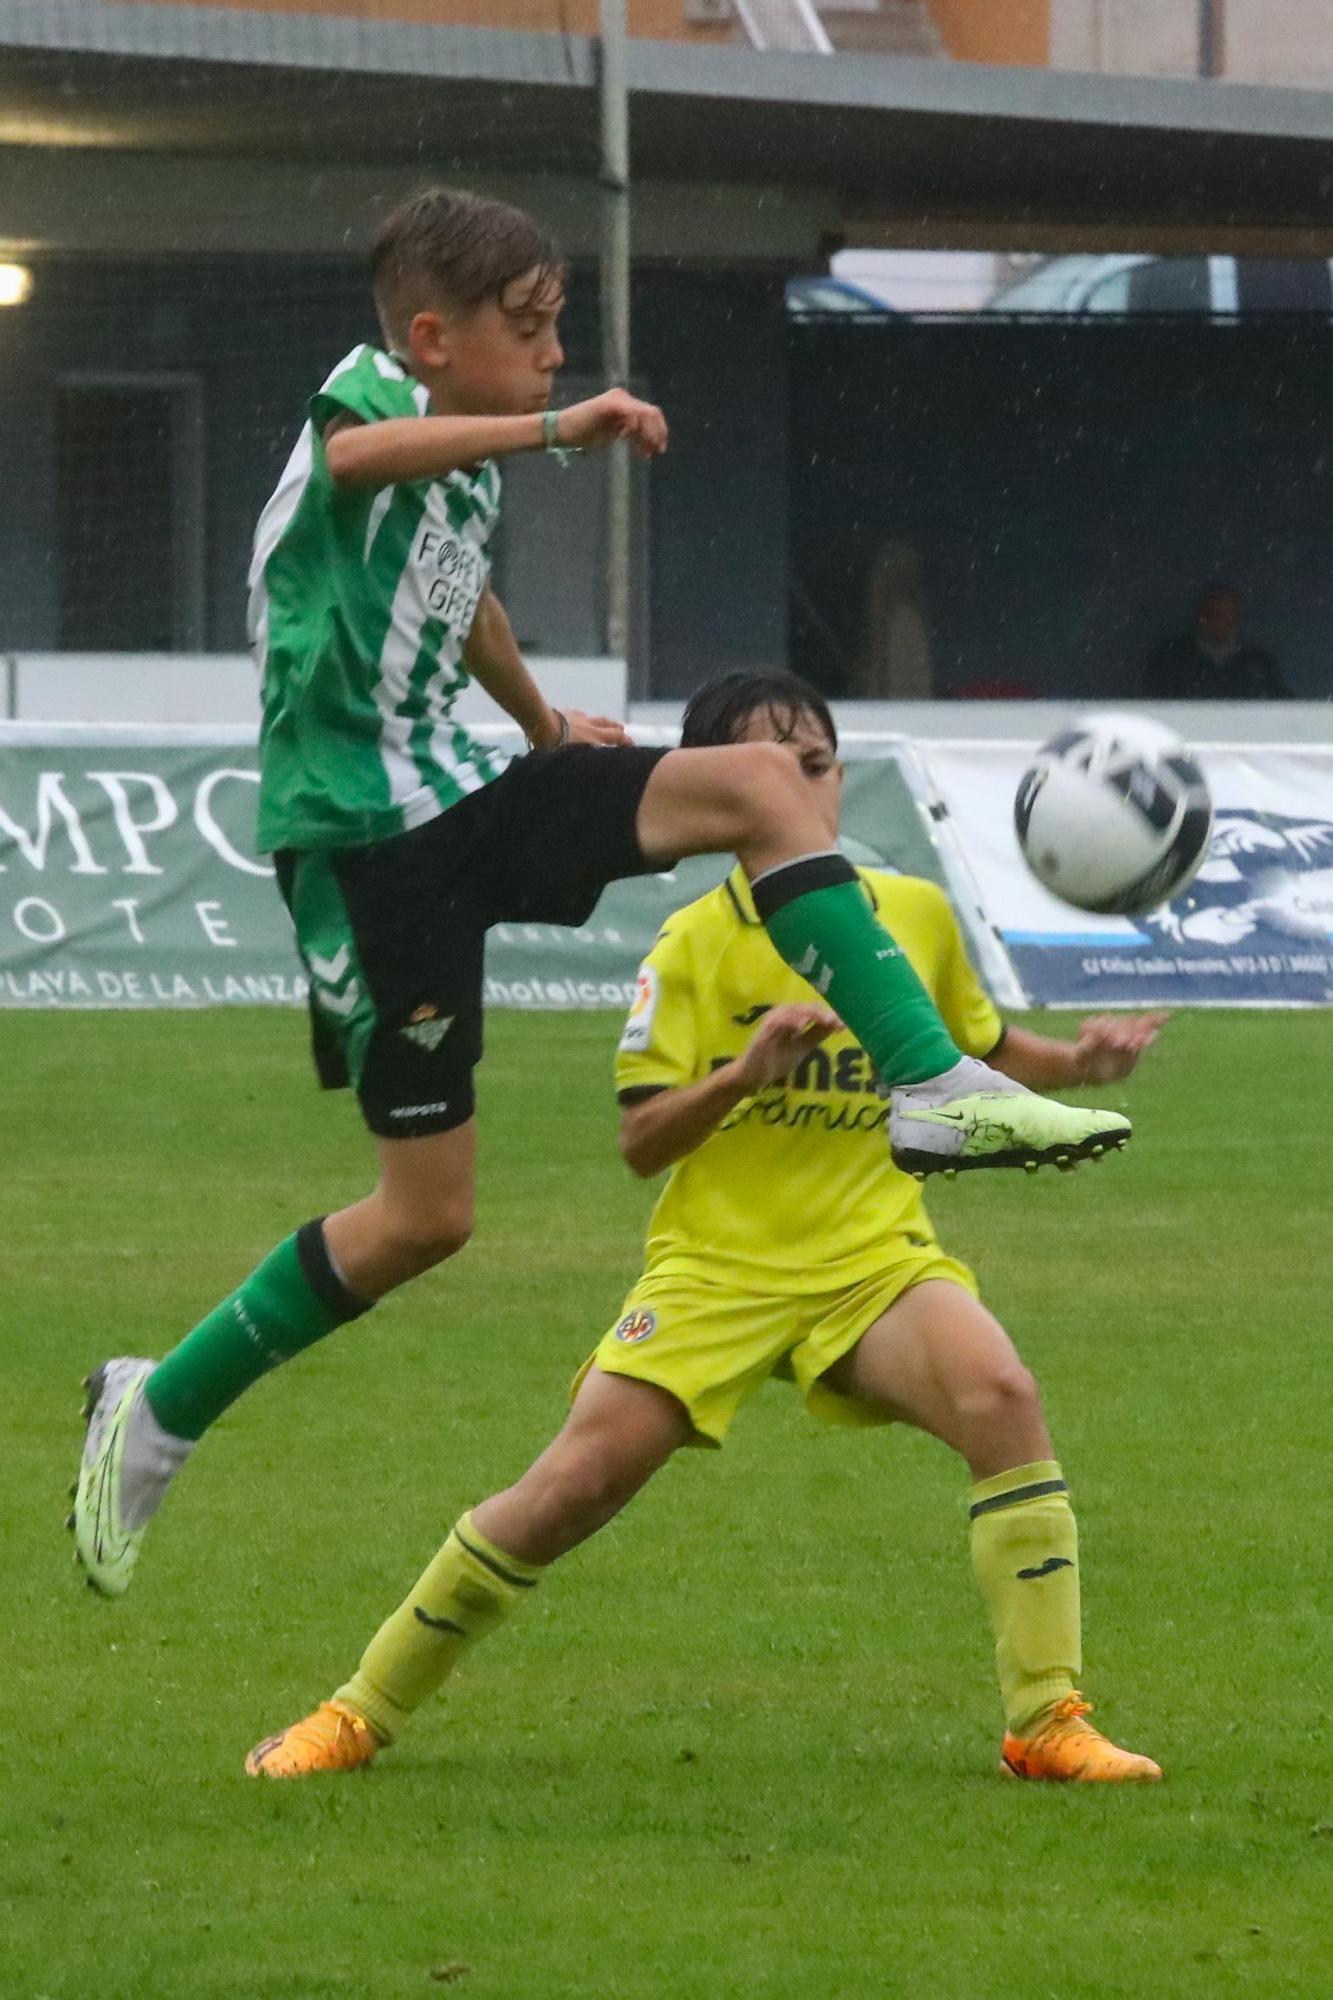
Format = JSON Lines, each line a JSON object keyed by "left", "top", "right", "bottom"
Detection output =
{"left": 1235, "top": 258, "right": 1333, "bottom": 315}
{"left": 1125, "top": 259, "right": 1211, "bottom": 314}
{"left": 56, "top": 381, "right": 202, "bottom": 649}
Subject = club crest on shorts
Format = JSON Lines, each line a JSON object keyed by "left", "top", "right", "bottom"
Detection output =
{"left": 400, "top": 1003, "right": 453, "bottom": 1054}
{"left": 614, "top": 1308, "right": 657, "bottom": 1345}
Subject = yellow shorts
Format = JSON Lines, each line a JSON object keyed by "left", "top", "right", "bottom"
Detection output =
{"left": 575, "top": 1243, "right": 978, "bottom": 1446}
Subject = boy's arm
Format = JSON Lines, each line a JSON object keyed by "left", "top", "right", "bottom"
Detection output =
{"left": 989, "top": 1012, "right": 1169, "bottom": 1089}
{"left": 463, "top": 589, "right": 629, "bottom": 749}
{"left": 924, "top": 876, "right": 1166, "bottom": 1087}
{"left": 324, "top": 387, "right": 668, "bottom": 491}
{"left": 619, "top": 1004, "right": 838, "bottom": 1178}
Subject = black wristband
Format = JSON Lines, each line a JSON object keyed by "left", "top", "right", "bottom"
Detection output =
{"left": 528, "top": 709, "right": 569, "bottom": 752}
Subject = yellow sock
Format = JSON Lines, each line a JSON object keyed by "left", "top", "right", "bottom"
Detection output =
{"left": 336, "top": 1512, "right": 543, "bottom": 1744}
{"left": 969, "top": 1459, "right": 1081, "bottom": 1734}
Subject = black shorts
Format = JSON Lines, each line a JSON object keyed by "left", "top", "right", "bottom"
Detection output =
{"left": 275, "top": 745, "right": 668, "bottom": 1140}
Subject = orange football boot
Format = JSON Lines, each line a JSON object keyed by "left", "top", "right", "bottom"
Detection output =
{"left": 1001, "top": 1694, "right": 1162, "bottom": 1783}
{"left": 245, "top": 1700, "right": 383, "bottom": 1779}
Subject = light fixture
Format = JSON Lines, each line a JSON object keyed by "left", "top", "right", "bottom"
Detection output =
{"left": 0, "top": 263, "right": 34, "bottom": 307}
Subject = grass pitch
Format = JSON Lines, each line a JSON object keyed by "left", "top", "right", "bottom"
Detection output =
{"left": 5, "top": 1007, "right": 1331, "bottom": 1999}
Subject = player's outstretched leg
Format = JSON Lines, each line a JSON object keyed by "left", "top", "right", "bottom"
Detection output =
{"left": 745, "top": 858, "right": 1130, "bottom": 1179}
{"left": 970, "top": 1465, "right": 1161, "bottom": 1784}
{"left": 246, "top": 1510, "right": 537, "bottom": 1778}
{"left": 636, "top": 718, "right": 1132, "bottom": 1181}
{"left": 247, "top": 1372, "right": 686, "bottom": 1776}
{"left": 70, "top": 1127, "right": 474, "bottom": 1599}
{"left": 70, "top": 1218, "right": 371, "bottom": 1598}
{"left": 821, "top": 1279, "right": 1160, "bottom": 1782}
{"left": 71, "top": 1358, "right": 194, "bottom": 1597}
{"left": 244, "top": 1701, "right": 382, "bottom": 1779}
{"left": 1000, "top": 1693, "right": 1162, "bottom": 1783}
{"left": 886, "top": 1058, "right": 1130, "bottom": 1180}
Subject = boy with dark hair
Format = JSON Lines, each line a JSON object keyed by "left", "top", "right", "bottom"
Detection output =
{"left": 246, "top": 669, "right": 1162, "bottom": 1784}
{"left": 73, "top": 192, "right": 1129, "bottom": 1600}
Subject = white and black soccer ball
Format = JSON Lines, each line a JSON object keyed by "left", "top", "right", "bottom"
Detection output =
{"left": 1014, "top": 713, "right": 1214, "bottom": 916}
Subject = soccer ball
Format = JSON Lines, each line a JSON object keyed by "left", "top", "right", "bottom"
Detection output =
{"left": 1013, "top": 713, "right": 1214, "bottom": 916}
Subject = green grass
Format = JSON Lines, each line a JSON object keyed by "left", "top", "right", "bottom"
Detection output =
{"left": 5, "top": 1008, "right": 1331, "bottom": 2000}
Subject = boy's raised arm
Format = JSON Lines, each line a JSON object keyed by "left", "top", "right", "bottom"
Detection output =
{"left": 324, "top": 388, "right": 668, "bottom": 491}
{"left": 619, "top": 1004, "right": 838, "bottom": 1178}
{"left": 989, "top": 1013, "right": 1168, "bottom": 1089}
{"left": 325, "top": 413, "right": 546, "bottom": 489}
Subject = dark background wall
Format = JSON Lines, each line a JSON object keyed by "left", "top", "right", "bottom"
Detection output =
{"left": 0, "top": 259, "right": 376, "bottom": 653}
{"left": 0, "top": 256, "right": 788, "bottom": 695}
{"left": 789, "top": 319, "right": 1333, "bottom": 701}
{"left": 7, "top": 279, "right": 1331, "bottom": 704}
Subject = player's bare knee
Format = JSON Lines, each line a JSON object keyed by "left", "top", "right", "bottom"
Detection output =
{"left": 954, "top": 1359, "right": 1043, "bottom": 1436}
{"left": 732, "top": 740, "right": 807, "bottom": 827}
{"left": 700, "top": 740, "right": 809, "bottom": 855}
{"left": 384, "top": 1201, "right": 474, "bottom": 1275}
{"left": 546, "top": 1435, "right": 659, "bottom": 1527}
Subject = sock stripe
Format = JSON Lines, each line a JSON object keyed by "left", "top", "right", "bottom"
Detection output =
{"left": 454, "top": 1525, "right": 538, "bottom": 1590}
{"left": 750, "top": 852, "right": 856, "bottom": 920}
{"left": 969, "top": 1477, "right": 1068, "bottom": 1520}
{"left": 413, "top": 1607, "right": 466, "bottom": 1637}
{"left": 295, "top": 1218, "right": 372, "bottom": 1321}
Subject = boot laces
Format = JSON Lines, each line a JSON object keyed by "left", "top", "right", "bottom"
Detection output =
{"left": 1039, "top": 1692, "right": 1099, "bottom": 1742}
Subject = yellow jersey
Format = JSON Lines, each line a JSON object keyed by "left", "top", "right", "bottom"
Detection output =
{"left": 615, "top": 865, "right": 1002, "bottom": 1293}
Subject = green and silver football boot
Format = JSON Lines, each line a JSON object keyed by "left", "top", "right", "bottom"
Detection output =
{"left": 890, "top": 1058, "right": 1131, "bottom": 1180}
{"left": 70, "top": 1357, "right": 184, "bottom": 1598}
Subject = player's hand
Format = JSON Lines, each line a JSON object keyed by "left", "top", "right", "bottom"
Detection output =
{"left": 734, "top": 1003, "right": 840, "bottom": 1091}
{"left": 563, "top": 710, "right": 633, "bottom": 748}
{"left": 555, "top": 389, "right": 668, "bottom": 459}
{"left": 1072, "top": 1010, "right": 1169, "bottom": 1083}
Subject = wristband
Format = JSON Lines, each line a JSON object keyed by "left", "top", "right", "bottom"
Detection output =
{"left": 527, "top": 709, "right": 569, "bottom": 752}
{"left": 540, "top": 408, "right": 563, "bottom": 451}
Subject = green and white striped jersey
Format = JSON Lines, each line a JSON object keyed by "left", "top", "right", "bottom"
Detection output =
{"left": 249, "top": 344, "right": 509, "bottom": 853}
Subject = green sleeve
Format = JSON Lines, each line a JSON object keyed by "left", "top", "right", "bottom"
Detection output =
{"left": 309, "top": 345, "right": 424, "bottom": 436}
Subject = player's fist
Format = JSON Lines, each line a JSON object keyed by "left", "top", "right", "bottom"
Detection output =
{"left": 556, "top": 389, "right": 668, "bottom": 459}
{"left": 1073, "top": 1010, "right": 1169, "bottom": 1083}
{"left": 735, "top": 1003, "right": 840, "bottom": 1091}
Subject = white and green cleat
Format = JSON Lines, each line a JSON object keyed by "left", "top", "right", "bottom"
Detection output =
{"left": 71, "top": 1357, "right": 162, "bottom": 1598}
{"left": 890, "top": 1059, "right": 1131, "bottom": 1180}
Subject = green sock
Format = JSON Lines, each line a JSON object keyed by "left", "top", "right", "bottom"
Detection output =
{"left": 750, "top": 854, "right": 961, "bottom": 1085}
{"left": 337, "top": 1512, "right": 543, "bottom": 1744}
{"left": 969, "top": 1460, "right": 1081, "bottom": 1733}
{"left": 143, "top": 1220, "right": 370, "bottom": 1441}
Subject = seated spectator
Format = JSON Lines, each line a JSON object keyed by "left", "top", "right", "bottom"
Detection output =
{"left": 1146, "top": 585, "right": 1288, "bottom": 700}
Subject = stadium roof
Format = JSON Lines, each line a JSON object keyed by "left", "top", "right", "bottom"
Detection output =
{"left": 4, "top": 1, "right": 1333, "bottom": 248}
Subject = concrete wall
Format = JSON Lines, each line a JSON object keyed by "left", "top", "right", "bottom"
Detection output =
{"left": 0, "top": 152, "right": 833, "bottom": 267}
{"left": 1050, "top": 0, "right": 1200, "bottom": 77}
{"left": 64, "top": 0, "right": 1333, "bottom": 77}
{"left": 1225, "top": 1, "right": 1333, "bottom": 88}
{"left": 632, "top": 697, "right": 1333, "bottom": 742}
{"left": 1, "top": 653, "right": 626, "bottom": 726}
{"left": 88, "top": 0, "right": 729, "bottom": 38}
{"left": 1052, "top": 0, "right": 1333, "bottom": 85}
